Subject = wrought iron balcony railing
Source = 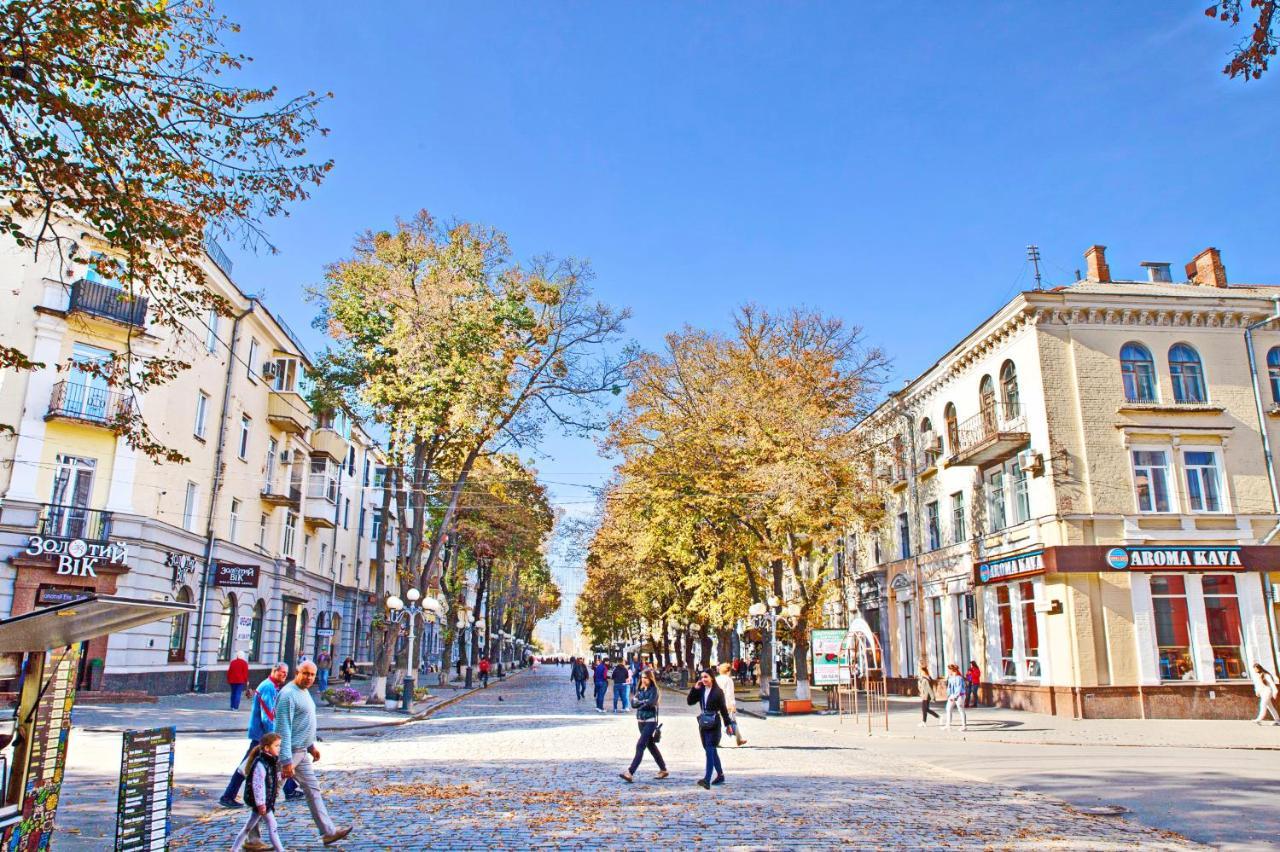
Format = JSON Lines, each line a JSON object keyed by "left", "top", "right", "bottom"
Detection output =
{"left": 46, "top": 381, "right": 133, "bottom": 425}
{"left": 37, "top": 503, "right": 113, "bottom": 542}
{"left": 68, "top": 278, "right": 148, "bottom": 327}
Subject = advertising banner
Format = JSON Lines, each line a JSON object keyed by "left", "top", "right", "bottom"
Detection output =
{"left": 810, "top": 629, "right": 850, "bottom": 686}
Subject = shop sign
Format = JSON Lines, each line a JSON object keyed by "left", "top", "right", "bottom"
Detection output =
{"left": 315, "top": 628, "right": 334, "bottom": 639}
{"left": 1103, "top": 546, "right": 1243, "bottom": 571}
{"left": 977, "top": 550, "right": 1044, "bottom": 584}
{"left": 165, "top": 551, "right": 202, "bottom": 587}
{"left": 24, "top": 534, "right": 127, "bottom": 577}
{"left": 36, "top": 585, "right": 93, "bottom": 606}
{"left": 213, "top": 562, "right": 259, "bottom": 588}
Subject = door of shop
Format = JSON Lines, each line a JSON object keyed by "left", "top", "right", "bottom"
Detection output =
{"left": 283, "top": 612, "right": 297, "bottom": 672}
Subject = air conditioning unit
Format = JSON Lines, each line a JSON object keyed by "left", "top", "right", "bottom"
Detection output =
{"left": 1016, "top": 449, "right": 1043, "bottom": 474}
{"left": 260, "top": 362, "right": 280, "bottom": 380}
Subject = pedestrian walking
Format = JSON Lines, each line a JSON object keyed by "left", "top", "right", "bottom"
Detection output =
{"left": 220, "top": 662, "right": 300, "bottom": 810}
{"left": 593, "top": 658, "right": 609, "bottom": 713}
{"left": 942, "top": 664, "right": 968, "bottom": 731}
{"left": 316, "top": 650, "right": 332, "bottom": 692}
{"left": 619, "top": 669, "right": 668, "bottom": 782}
{"left": 277, "top": 661, "right": 352, "bottom": 846}
{"left": 715, "top": 662, "right": 747, "bottom": 746}
{"left": 917, "top": 665, "right": 939, "bottom": 727}
{"left": 479, "top": 656, "right": 491, "bottom": 687}
{"left": 230, "top": 733, "right": 285, "bottom": 852}
{"left": 964, "top": 661, "right": 981, "bottom": 708}
{"left": 749, "top": 658, "right": 758, "bottom": 686}
{"left": 631, "top": 655, "right": 644, "bottom": 684}
{"left": 570, "top": 657, "right": 588, "bottom": 700}
{"left": 612, "top": 659, "right": 632, "bottom": 711}
{"left": 687, "top": 669, "right": 732, "bottom": 790}
{"left": 228, "top": 651, "right": 250, "bottom": 711}
{"left": 1251, "top": 663, "right": 1280, "bottom": 725}
{"left": 340, "top": 657, "right": 356, "bottom": 686}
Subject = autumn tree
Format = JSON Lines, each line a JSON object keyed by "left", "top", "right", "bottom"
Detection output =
{"left": 1206, "top": 1, "right": 1277, "bottom": 79}
{"left": 1, "top": 0, "right": 331, "bottom": 452}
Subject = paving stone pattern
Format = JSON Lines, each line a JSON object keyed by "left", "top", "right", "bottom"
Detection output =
{"left": 170, "top": 668, "right": 1199, "bottom": 850}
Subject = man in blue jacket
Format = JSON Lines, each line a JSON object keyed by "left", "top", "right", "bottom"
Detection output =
{"left": 592, "top": 658, "right": 609, "bottom": 713}
{"left": 219, "top": 662, "right": 299, "bottom": 808}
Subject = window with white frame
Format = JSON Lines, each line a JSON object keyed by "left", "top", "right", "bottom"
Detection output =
{"left": 1151, "top": 574, "right": 1196, "bottom": 681}
{"left": 901, "top": 602, "right": 915, "bottom": 675}
{"left": 951, "top": 492, "right": 966, "bottom": 543}
{"left": 1132, "top": 449, "right": 1174, "bottom": 513}
{"left": 258, "top": 513, "right": 268, "bottom": 549}
{"left": 1018, "top": 579, "right": 1040, "bottom": 677}
{"left": 205, "top": 309, "right": 219, "bottom": 353}
{"left": 229, "top": 498, "right": 241, "bottom": 543}
{"left": 991, "top": 581, "right": 1041, "bottom": 681}
{"left": 995, "top": 585, "right": 1016, "bottom": 678}
{"left": 272, "top": 357, "right": 298, "bottom": 392}
{"left": 925, "top": 501, "right": 940, "bottom": 551}
{"left": 282, "top": 511, "right": 297, "bottom": 557}
{"left": 194, "top": 391, "right": 209, "bottom": 439}
{"left": 1183, "top": 449, "right": 1224, "bottom": 513}
{"left": 986, "top": 469, "right": 1007, "bottom": 531}
{"left": 247, "top": 338, "right": 260, "bottom": 379}
{"left": 930, "top": 596, "right": 945, "bottom": 672}
{"left": 1011, "top": 460, "right": 1030, "bottom": 524}
{"left": 1203, "top": 575, "right": 1246, "bottom": 679}
{"left": 182, "top": 482, "right": 199, "bottom": 532}
{"left": 238, "top": 415, "right": 251, "bottom": 460}
{"left": 897, "top": 512, "right": 911, "bottom": 559}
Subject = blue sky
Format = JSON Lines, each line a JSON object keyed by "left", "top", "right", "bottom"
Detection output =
{"left": 218, "top": 2, "right": 1280, "bottom": 645}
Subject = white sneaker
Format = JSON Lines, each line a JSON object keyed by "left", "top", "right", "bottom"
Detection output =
{"left": 941, "top": 725, "right": 951, "bottom": 731}
{"left": 917, "top": 722, "right": 927, "bottom": 728}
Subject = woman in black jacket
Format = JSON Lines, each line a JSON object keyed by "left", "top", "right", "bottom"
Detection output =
{"left": 619, "top": 669, "right": 667, "bottom": 782}
{"left": 687, "top": 669, "right": 732, "bottom": 789}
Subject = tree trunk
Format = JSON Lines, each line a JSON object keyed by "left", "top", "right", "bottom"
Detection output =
{"left": 698, "top": 623, "right": 711, "bottom": 669}
{"left": 368, "top": 452, "right": 401, "bottom": 702}
{"left": 717, "top": 628, "right": 732, "bottom": 663}
{"left": 793, "top": 617, "right": 812, "bottom": 701}
{"left": 661, "top": 617, "right": 671, "bottom": 667}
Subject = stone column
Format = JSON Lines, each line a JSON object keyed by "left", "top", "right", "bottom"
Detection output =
{"left": 6, "top": 315, "right": 67, "bottom": 501}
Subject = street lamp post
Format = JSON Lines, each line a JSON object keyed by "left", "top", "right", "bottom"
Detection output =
{"left": 386, "top": 589, "right": 443, "bottom": 713}
{"left": 749, "top": 597, "right": 802, "bottom": 715}
{"left": 457, "top": 613, "right": 476, "bottom": 688}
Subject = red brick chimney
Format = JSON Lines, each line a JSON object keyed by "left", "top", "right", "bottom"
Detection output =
{"left": 1084, "top": 245, "right": 1111, "bottom": 282}
{"left": 1185, "top": 247, "right": 1227, "bottom": 288}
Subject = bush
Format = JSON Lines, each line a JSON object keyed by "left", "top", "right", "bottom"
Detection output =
{"left": 384, "top": 685, "right": 401, "bottom": 701}
{"left": 323, "top": 686, "right": 364, "bottom": 706}
{"left": 413, "top": 686, "right": 431, "bottom": 701}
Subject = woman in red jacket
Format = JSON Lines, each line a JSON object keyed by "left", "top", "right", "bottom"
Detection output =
{"left": 227, "top": 651, "right": 250, "bottom": 710}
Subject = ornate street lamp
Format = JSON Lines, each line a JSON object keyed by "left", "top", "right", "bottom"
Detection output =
{"left": 456, "top": 612, "right": 476, "bottom": 688}
{"left": 749, "top": 597, "right": 803, "bottom": 715}
{"left": 386, "top": 589, "right": 443, "bottom": 713}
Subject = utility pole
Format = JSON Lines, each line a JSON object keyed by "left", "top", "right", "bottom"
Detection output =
{"left": 1027, "top": 244, "right": 1043, "bottom": 290}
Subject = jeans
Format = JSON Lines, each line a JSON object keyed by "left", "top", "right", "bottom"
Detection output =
{"left": 481, "top": 671, "right": 489, "bottom": 687}
{"left": 232, "top": 810, "right": 284, "bottom": 851}
{"left": 921, "top": 697, "right": 939, "bottom": 722}
{"left": 628, "top": 721, "right": 666, "bottom": 773}
{"left": 223, "top": 741, "right": 299, "bottom": 804}
{"left": 699, "top": 726, "right": 723, "bottom": 782}
{"left": 574, "top": 679, "right": 586, "bottom": 699}
{"left": 286, "top": 749, "right": 337, "bottom": 837}
{"left": 613, "top": 683, "right": 630, "bottom": 711}
{"left": 317, "top": 670, "right": 329, "bottom": 691}
{"left": 594, "top": 681, "right": 607, "bottom": 710}
{"left": 944, "top": 696, "right": 967, "bottom": 727}
{"left": 965, "top": 681, "right": 978, "bottom": 707}
{"left": 229, "top": 683, "right": 245, "bottom": 710}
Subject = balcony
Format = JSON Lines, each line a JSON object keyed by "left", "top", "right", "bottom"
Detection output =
{"left": 303, "top": 501, "right": 336, "bottom": 529}
{"left": 310, "top": 427, "right": 349, "bottom": 461}
{"left": 260, "top": 481, "right": 299, "bottom": 508}
{"left": 267, "top": 390, "right": 309, "bottom": 435}
{"left": 38, "top": 504, "right": 113, "bottom": 542}
{"left": 950, "top": 403, "right": 1029, "bottom": 467}
{"left": 46, "top": 381, "right": 133, "bottom": 426}
{"left": 68, "top": 278, "right": 148, "bottom": 327}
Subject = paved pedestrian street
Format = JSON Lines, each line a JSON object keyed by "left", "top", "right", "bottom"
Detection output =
{"left": 161, "top": 667, "right": 1198, "bottom": 851}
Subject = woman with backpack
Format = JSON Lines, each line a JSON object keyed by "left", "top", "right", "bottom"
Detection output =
{"left": 1251, "top": 663, "right": 1280, "bottom": 724}
{"left": 619, "top": 669, "right": 668, "bottom": 782}
{"left": 687, "top": 669, "right": 733, "bottom": 789}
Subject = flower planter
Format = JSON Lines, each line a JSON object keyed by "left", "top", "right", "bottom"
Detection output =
{"left": 384, "top": 699, "right": 399, "bottom": 710}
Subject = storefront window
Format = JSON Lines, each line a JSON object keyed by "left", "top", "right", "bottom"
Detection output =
{"left": 931, "top": 597, "right": 945, "bottom": 671}
{"left": 1019, "top": 581, "right": 1040, "bottom": 678}
{"left": 955, "top": 594, "right": 971, "bottom": 666}
{"left": 168, "top": 587, "right": 191, "bottom": 663}
{"left": 1151, "top": 575, "right": 1195, "bottom": 681}
{"left": 218, "top": 594, "right": 237, "bottom": 662}
{"left": 901, "top": 602, "right": 915, "bottom": 676}
{"left": 250, "top": 600, "right": 265, "bottom": 662}
{"left": 1203, "top": 575, "right": 1245, "bottom": 679}
{"left": 996, "top": 586, "right": 1016, "bottom": 678}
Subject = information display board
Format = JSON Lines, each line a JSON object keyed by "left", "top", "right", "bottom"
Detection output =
{"left": 114, "top": 726, "right": 175, "bottom": 852}
{"left": 810, "top": 629, "right": 850, "bottom": 686}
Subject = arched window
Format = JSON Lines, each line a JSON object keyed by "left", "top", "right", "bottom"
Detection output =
{"left": 250, "top": 600, "right": 265, "bottom": 662}
{"left": 168, "top": 587, "right": 192, "bottom": 663}
{"left": 218, "top": 593, "right": 237, "bottom": 662}
{"left": 1169, "top": 344, "right": 1206, "bottom": 403}
{"left": 1000, "top": 361, "right": 1019, "bottom": 413}
{"left": 1269, "top": 348, "right": 1280, "bottom": 403}
{"left": 1121, "top": 343, "right": 1158, "bottom": 403}
{"left": 979, "top": 375, "right": 997, "bottom": 433}
{"left": 944, "top": 403, "right": 958, "bottom": 451}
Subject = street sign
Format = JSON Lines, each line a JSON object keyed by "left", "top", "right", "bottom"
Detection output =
{"left": 811, "top": 629, "right": 850, "bottom": 686}
{"left": 114, "top": 726, "right": 175, "bottom": 852}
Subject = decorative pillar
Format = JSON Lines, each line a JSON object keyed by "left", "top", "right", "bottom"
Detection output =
{"left": 105, "top": 338, "right": 153, "bottom": 513}
{"left": 6, "top": 316, "right": 66, "bottom": 501}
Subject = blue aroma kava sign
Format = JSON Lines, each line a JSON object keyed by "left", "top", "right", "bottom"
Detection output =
{"left": 1104, "top": 546, "right": 1243, "bottom": 570}
{"left": 977, "top": 550, "right": 1044, "bottom": 584}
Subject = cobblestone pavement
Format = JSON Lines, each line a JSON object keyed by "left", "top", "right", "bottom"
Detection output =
{"left": 163, "top": 667, "right": 1198, "bottom": 851}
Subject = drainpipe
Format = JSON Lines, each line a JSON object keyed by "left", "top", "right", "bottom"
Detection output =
{"left": 1244, "top": 295, "right": 1280, "bottom": 671}
{"left": 192, "top": 300, "right": 255, "bottom": 692}
{"left": 894, "top": 393, "right": 927, "bottom": 678}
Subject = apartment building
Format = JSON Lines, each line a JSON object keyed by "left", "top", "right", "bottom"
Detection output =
{"left": 0, "top": 222, "right": 394, "bottom": 694}
{"left": 843, "top": 245, "right": 1280, "bottom": 719}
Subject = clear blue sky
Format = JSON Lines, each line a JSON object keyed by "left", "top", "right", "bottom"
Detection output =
{"left": 219, "top": 2, "right": 1279, "bottom": 644}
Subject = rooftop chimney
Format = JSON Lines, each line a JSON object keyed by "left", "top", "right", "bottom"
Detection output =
{"left": 1084, "top": 245, "right": 1111, "bottom": 282}
{"left": 1139, "top": 261, "right": 1173, "bottom": 283}
{"left": 1185, "top": 247, "right": 1227, "bottom": 288}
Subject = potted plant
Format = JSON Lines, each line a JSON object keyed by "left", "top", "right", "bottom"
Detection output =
{"left": 322, "top": 686, "right": 363, "bottom": 708}
{"left": 413, "top": 686, "right": 431, "bottom": 702}
{"left": 383, "top": 684, "right": 401, "bottom": 710}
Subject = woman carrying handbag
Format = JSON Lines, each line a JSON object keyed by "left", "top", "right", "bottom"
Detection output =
{"left": 619, "top": 669, "right": 668, "bottom": 782}
{"left": 687, "top": 669, "right": 733, "bottom": 790}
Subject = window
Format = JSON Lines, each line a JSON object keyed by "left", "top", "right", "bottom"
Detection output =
{"left": 951, "top": 492, "right": 966, "bottom": 543}
{"left": 930, "top": 597, "right": 945, "bottom": 672}
{"left": 1184, "top": 450, "right": 1223, "bottom": 513}
{"left": 1168, "top": 344, "right": 1206, "bottom": 403}
{"left": 897, "top": 512, "right": 911, "bottom": 559}
{"left": 48, "top": 455, "right": 96, "bottom": 537}
{"left": 1011, "top": 460, "right": 1030, "bottom": 524}
{"left": 925, "top": 501, "right": 940, "bottom": 551}
{"left": 371, "top": 511, "right": 382, "bottom": 544}
{"left": 319, "top": 542, "right": 328, "bottom": 572}
{"left": 65, "top": 343, "right": 113, "bottom": 421}
{"left": 1132, "top": 450, "right": 1173, "bottom": 513}
{"left": 266, "top": 437, "right": 279, "bottom": 490}
{"left": 920, "top": 418, "right": 938, "bottom": 467}
{"left": 302, "top": 534, "right": 312, "bottom": 568}
{"left": 205, "top": 309, "right": 219, "bottom": 353}
{"left": 182, "top": 482, "right": 200, "bottom": 532}
{"left": 272, "top": 357, "right": 299, "bottom": 392}
{"left": 218, "top": 594, "right": 237, "bottom": 662}
{"left": 1019, "top": 580, "right": 1040, "bottom": 677}
{"left": 168, "top": 587, "right": 192, "bottom": 662}
{"left": 373, "top": 466, "right": 387, "bottom": 489}
{"left": 955, "top": 593, "right": 971, "bottom": 668}
{"left": 343, "top": 498, "right": 351, "bottom": 530}
{"left": 1269, "top": 347, "right": 1280, "bottom": 403}
{"left": 194, "top": 391, "right": 209, "bottom": 439}
{"left": 979, "top": 375, "right": 997, "bottom": 433}
{"left": 309, "top": 457, "right": 339, "bottom": 503}
{"left": 247, "top": 338, "right": 260, "bottom": 379}
{"left": 85, "top": 252, "right": 124, "bottom": 288}
{"left": 996, "top": 585, "right": 1016, "bottom": 678}
{"left": 1151, "top": 575, "right": 1195, "bottom": 681}
{"left": 1203, "top": 575, "right": 1245, "bottom": 679}
{"left": 238, "top": 415, "right": 250, "bottom": 460}
{"left": 229, "top": 498, "right": 241, "bottom": 543}
{"left": 902, "top": 602, "right": 915, "bottom": 676}
{"left": 250, "top": 600, "right": 265, "bottom": 662}
{"left": 258, "top": 513, "right": 268, "bottom": 549}
{"left": 1000, "top": 360, "right": 1019, "bottom": 413}
{"left": 987, "top": 469, "right": 1007, "bottom": 531}
{"left": 283, "top": 511, "right": 297, "bottom": 557}
{"left": 943, "top": 403, "right": 958, "bottom": 453}
{"left": 1121, "top": 342, "right": 1158, "bottom": 403}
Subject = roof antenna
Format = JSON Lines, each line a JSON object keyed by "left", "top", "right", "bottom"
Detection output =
{"left": 1026, "top": 245, "right": 1043, "bottom": 290}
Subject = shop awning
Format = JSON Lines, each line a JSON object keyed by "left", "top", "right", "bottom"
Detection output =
{"left": 0, "top": 594, "right": 194, "bottom": 652}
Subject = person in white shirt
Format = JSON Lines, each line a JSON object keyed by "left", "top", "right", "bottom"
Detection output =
{"left": 716, "top": 662, "right": 747, "bottom": 746}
